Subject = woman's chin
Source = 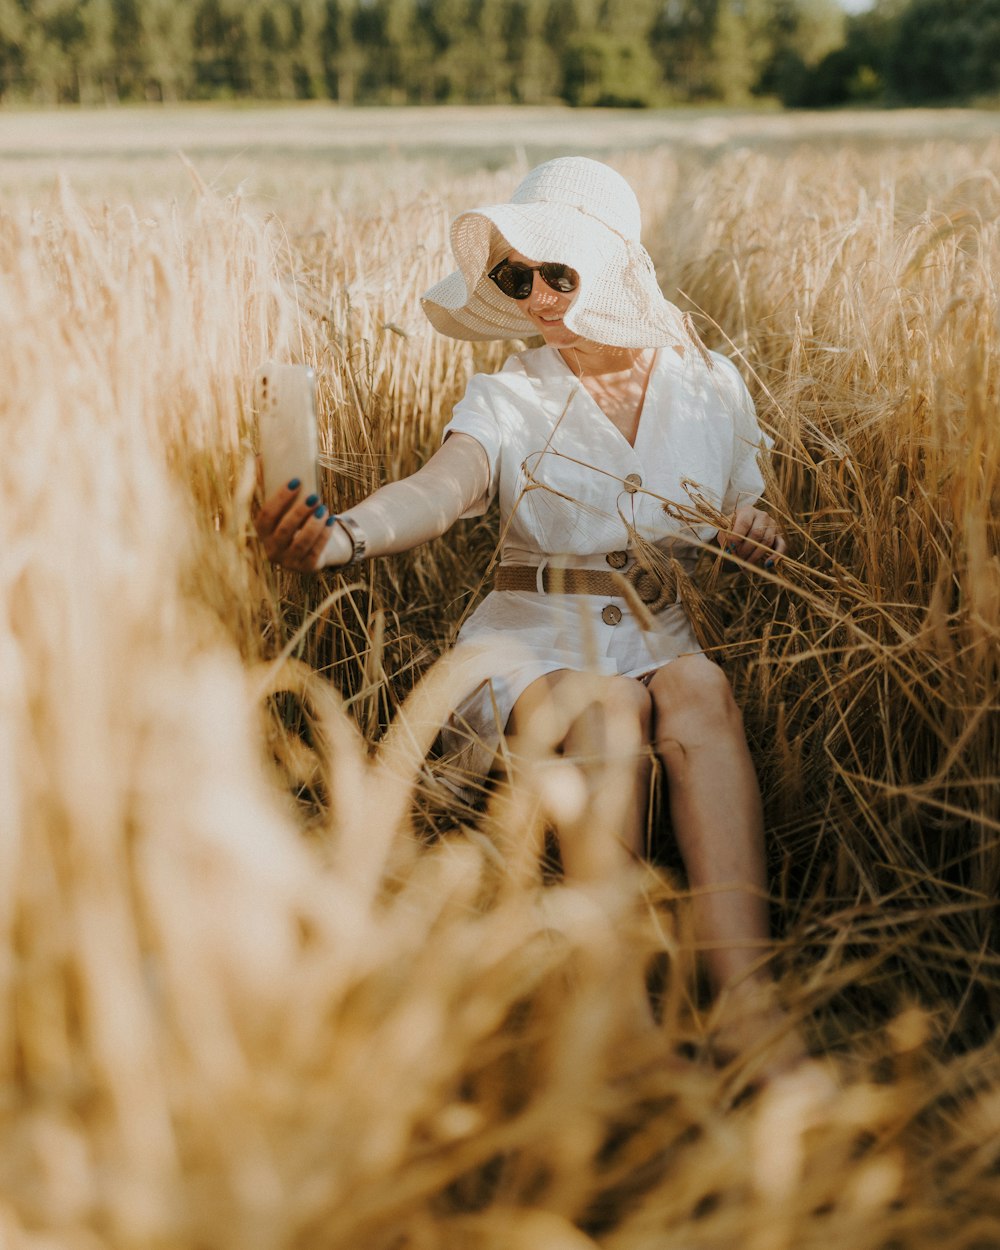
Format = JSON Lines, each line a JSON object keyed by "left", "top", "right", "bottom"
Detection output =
{"left": 537, "top": 320, "right": 580, "bottom": 348}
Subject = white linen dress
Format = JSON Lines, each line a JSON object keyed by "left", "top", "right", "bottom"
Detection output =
{"left": 440, "top": 343, "right": 770, "bottom": 779}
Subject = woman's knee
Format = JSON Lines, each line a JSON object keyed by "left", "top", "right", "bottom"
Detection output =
{"left": 559, "top": 674, "right": 652, "bottom": 772}
{"left": 509, "top": 670, "right": 651, "bottom": 748}
{"left": 596, "top": 673, "right": 653, "bottom": 732}
{"left": 648, "top": 655, "right": 742, "bottom": 750}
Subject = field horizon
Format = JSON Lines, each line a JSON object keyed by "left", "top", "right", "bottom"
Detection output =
{"left": 2, "top": 102, "right": 999, "bottom": 200}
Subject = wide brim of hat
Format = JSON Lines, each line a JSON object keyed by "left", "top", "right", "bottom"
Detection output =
{"left": 421, "top": 201, "right": 692, "bottom": 349}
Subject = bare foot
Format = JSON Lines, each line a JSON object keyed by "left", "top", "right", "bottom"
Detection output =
{"left": 706, "top": 977, "right": 826, "bottom": 1089}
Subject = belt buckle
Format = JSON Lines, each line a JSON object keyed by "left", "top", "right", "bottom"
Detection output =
{"left": 625, "top": 562, "right": 674, "bottom": 614}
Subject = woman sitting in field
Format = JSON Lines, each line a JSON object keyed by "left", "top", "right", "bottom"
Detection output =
{"left": 255, "top": 157, "right": 800, "bottom": 1069}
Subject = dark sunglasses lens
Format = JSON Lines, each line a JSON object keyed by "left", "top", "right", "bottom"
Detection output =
{"left": 540, "top": 264, "right": 578, "bottom": 293}
{"left": 493, "top": 262, "right": 532, "bottom": 299}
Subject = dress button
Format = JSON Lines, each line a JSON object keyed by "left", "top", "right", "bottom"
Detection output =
{"left": 624, "top": 473, "right": 642, "bottom": 494}
{"left": 601, "top": 604, "right": 622, "bottom": 626}
{"left": 605, "top": 550, "right": 628, "bottom": 569}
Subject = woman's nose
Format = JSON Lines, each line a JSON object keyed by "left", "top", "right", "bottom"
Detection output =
{"left": 527, "top": 272, "right": 559, "bottom": 309}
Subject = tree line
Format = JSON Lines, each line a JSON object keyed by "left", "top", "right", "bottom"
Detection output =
{"left": 0, "top": 0, "right": 996, "bottom": 109}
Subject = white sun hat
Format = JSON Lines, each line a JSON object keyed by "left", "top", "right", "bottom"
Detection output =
{"left": 420, "top": 156, "right": 698, "bottom": 351}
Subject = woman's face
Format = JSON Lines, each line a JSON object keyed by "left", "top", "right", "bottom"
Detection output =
{"left": 505, "top": 249, "right": 582, "bottom": 349}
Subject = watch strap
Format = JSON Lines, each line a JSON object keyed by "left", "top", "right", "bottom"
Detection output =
{"left": 333, "top": 513, "right": 367, "bottom": 564}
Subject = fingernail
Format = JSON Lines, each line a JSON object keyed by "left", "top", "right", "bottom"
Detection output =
{"left": 725, "top": 544, "right": 736, "bottom": 554}
{"left": 314, "top": 504, "right": 327, "bottom": 519}
{"left": 287, "top": 478, "right": 300, "bottom": 490}
{"left": 325, "top": 515, "right": 336, "bottom": 526}
{"left": 765, "top": 559, "right": 775, "bottom": 569}
{"left": 305, "top": 493, "right": 318, "bottom": 507}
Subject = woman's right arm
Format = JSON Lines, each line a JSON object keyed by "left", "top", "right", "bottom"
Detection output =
{"left": 253, "top": 432, "right": 491, "bottom": 573}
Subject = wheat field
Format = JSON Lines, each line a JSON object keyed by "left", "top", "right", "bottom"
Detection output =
{"left": 1, "top": 108, "right": 999, "bottom": 1248}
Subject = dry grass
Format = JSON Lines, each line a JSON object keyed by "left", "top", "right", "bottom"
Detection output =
{"left": 1, "top": 114, "right": 999, "bottom": 1247}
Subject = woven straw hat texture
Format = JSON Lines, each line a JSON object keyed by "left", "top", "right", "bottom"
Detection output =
{"left": 421, "top": 156, "right": 695, "bottom": 350}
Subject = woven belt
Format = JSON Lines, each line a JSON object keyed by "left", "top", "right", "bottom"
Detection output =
{"left": 494, "top": 561, "right": 677, "bottom": 614}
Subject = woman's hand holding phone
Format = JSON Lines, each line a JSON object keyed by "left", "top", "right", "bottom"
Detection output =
{"left": 254, "top": 479, "right": 353, "bottom": 572}
{"left": 253, "top": 360, "right": 354, "bottom": 571}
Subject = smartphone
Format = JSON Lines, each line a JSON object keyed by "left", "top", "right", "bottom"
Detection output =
{"left": 255, "top": 362, "right": 319, "bottom": 501}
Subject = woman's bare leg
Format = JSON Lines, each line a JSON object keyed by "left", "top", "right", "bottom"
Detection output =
{"left": 505, "top": 669, "right": 656, "bottom": 1031}
{"left": 647, "top": 654, "right": 771, "bottom": 990}
{"left": 647, "top": 654, "right": 810, "bottom": 1071}
{"left": 506, "top": 669, "right": 653, "bottom": 880}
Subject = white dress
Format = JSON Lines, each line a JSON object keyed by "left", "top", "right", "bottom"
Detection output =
{"left": 440, "top": 343, "right": 770, "bottom": 779}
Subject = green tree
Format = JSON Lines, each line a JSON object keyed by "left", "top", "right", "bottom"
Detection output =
{"left": 502, "top": 0, "right": 557, "bottom": 102}
{"left": 292, "top": 0, "right": 328, "bottom": 98}
{"left": 888, "top": 0, "right": 1000, "bottom": 102}
{"left": 596, "top": 0, "right": 658, "bottom": 48}
{"left": 561, "top": 30, "right": 661, "bottom": 104}
{"left": 706, "top": 0, "right": 765, "bottom": 102}
{"left": 138, "top": 0, "right": 196, "bottom": 100}
{"left": 374, "top": 0, "right": 407, "bottom": 102}
{"left": 650, "top": 0, "right": 719, "bottom": 101}
{"left": 394, "top": 0, "right": 444, "bottom": 103}
{"left": 16, "top": 0, "right": 974, "bottom": 108}
{"left": 754, "top": 0, "right": 844, "bottom": 100}
{"left": 0, "top": 0, "right": 29, "bottom": 99}
{"left": 543, "top": 0, "right": 580, "bottom": 61}
{"left": 23, "top": 0, "right": 88, "bottom": 101}
{"left": 245, "top": 0, "right": 297, "bottom": 97}
{"left": 322, "top": 0, "right": 362, "bottom": 102}
{"left": 74, "top": 0, "right": 116, "bottom": 101}
{"left": 349, "top": 0, "right": 388, "bottom": 100}
{"left": 776, "top": 4, "right": 890, "bottom": 105}
{"left": 192, "top": 0, "right": 251, "bottom": 97}
{"left": 445, "top": 0, "right": 509, "bottom": 102}
{"left": 109, "top": 0, "right": 148, "bottom": 99}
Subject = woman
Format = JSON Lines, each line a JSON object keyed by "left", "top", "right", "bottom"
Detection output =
{"left": 256, "top": 158, "right": 795, "bottom": 1061}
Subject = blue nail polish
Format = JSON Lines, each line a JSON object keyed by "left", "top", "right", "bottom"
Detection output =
{"left": 765, "top": 558, "right": 775, "bottom": 569}
{"left": 287, "top": 478, "right": 300, "bottom": 490}
{"left": 325, "top": 515, "right": 335, "bottom": 526}
{"left": 725, "top": 544, "right": 736, "bottom": 555}
{"left": 314, "top": 504, "right": 327, "bottom": 519}
{"left": 305, "top": 493, "right": 318, "bottom": 507}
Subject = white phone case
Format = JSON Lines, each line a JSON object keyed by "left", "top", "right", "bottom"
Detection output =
{"left": 255, "top": 362, "right": 319, "bottom": 500}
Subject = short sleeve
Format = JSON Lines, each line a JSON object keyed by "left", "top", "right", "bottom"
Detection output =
{"left": 441, "top": 371, "right": 503, "bottom": 519}
{"left": 716, "top": 357, "right": 773, "bottom": 514}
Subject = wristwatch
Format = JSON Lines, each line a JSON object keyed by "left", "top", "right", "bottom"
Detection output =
{"left": 332, "top": 513, "right": 367, "bottom": 564}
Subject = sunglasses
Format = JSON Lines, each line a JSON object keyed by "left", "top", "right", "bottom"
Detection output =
{"left": 488, "top": 258, "right": 579, "bottom": 300}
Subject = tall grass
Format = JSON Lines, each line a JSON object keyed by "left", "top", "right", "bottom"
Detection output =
{"left": 1, "top": 133, "right": 998, "bottom": 1247}
{"left": 661, "top": 144, "right": 1000, "bottom": 1029}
